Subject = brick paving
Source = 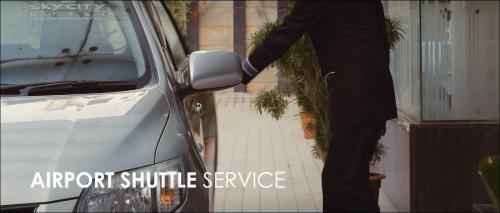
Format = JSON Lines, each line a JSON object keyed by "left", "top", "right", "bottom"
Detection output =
{"left": 213, "top": 91, "right": 396, "bottom": 212}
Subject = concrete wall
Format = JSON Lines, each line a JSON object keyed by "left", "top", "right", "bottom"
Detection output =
{"left": 198, "top": 1, "right": 233, "bottom": 52}
{"left": 378, "top": 119, "right": 411, "bottom": 212}
{"left": 197, "top": 0, "right": 279, "bottom": 93}
{"left": 245, "top": 1, "right": 278, "bottom": 92}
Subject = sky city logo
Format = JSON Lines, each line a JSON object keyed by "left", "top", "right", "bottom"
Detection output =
{"left": 29, "top": 2, "right": 108, "bottom": 21}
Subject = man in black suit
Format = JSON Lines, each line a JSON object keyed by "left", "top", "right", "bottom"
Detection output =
{"left": 240, "top": 1, "right": 397, "bottom": 212}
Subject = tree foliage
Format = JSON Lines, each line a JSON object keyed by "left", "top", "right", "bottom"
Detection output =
{"left": 164, "top": 1, "right": 191, "bottom": 37}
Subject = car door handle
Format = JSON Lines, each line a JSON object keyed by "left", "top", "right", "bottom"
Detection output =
{"left": 193, "top": 102, "right": 203, "bottom": 115}
{"left": 196, "top": 143, "right": 204, "bottom": 153}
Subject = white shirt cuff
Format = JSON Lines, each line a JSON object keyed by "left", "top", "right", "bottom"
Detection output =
{"left": 242, "top": 58, "right": 259, "bottom": 77}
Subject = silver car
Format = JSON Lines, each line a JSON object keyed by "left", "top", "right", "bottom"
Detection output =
{"left": 0, "top": 1, "right": 241, "bottom": 212}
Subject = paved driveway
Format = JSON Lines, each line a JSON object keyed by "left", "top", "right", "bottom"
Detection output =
{"left": 214, "top": 92, "right": 323, "bottom": 212}
{"left": 213, "top": 91, "right": 396, "bottom": 212}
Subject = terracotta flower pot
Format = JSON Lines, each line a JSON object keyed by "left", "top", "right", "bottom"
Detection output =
{"left": 299, "top": 111, "right": 315, "bottom": 139}
{"left": 369, "top": 173, "right": 386, "bottom": 202}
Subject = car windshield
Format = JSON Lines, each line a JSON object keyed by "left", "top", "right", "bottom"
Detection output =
{"left": 0, "top": 1, "right": 148, "bottom": 88}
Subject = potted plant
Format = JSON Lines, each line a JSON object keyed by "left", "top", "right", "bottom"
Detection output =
{"left": 369, "top": 142, "right": 387, "bottom": 202}
{"left": 299, "top": 109, "right": 316, "bottom": 139}
{"left": 251, "top": 3, "right": 403, "bottom": 201}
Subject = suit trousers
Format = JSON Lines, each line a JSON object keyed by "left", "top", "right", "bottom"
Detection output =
{"left": 322, "top": 120, "right": 385, "bottom": 212}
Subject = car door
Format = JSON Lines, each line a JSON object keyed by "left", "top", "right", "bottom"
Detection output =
{"left": 148, "top": 1, "right": 218, "bottom": 178}
{"left": 146, "top": 3, "right": 218, "bottom": 209}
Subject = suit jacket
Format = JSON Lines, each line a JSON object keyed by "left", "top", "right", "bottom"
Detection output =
{"left": 243, "top": 1, "right": 397, "bottom": 129}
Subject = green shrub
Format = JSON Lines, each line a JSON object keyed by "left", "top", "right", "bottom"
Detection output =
{"left": 164, "top": 1, "right": 191, "bottom": 37}
{"left": 251, "top": 8, "right": 403, "bottom": 162}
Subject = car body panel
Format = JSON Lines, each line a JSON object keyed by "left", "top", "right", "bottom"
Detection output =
{"left": 0, "top": 87, "right": 169, "bottom": 205}
{"left": 36, "top": 199, "right": 77, "bottom": 212}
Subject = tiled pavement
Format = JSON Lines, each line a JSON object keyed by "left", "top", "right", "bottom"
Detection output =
{"left": 213, "top": 91, "right": 396, "bottom": 212}
{"left": 213, "top": 91, "right": 323, "bottom": 212}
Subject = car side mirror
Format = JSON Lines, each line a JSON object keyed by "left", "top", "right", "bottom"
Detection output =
{"left": 180, "top": 51, "right": 242, "bottom": 97}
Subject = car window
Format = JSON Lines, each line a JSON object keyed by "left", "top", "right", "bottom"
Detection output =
{"left": 152, "top": 1, "right": 187, "bottom": 69}
{"left": 1, "top": 1, "right": 149, "bottom": 86}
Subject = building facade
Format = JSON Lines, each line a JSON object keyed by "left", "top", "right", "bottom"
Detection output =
{"left": 379, "top": 1, "right": 499, "bottom": 211}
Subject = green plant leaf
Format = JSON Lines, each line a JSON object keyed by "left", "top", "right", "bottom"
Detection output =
{"left": 253, "top": 87, "right": 289, "bottom": 120}
{"left": 479, "top": 156, "right": 500, "bottom": 211}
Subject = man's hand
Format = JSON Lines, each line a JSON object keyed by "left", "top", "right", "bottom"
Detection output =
{"left": 241, "top": 58, "right": 260, "bottom": 85}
